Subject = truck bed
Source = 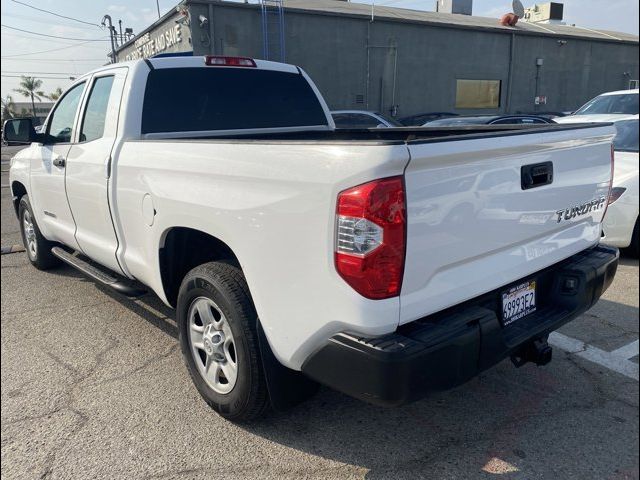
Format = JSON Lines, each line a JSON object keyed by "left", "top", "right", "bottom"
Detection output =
{"left": 140, "top": 123, "right": 608, "bottom": 144}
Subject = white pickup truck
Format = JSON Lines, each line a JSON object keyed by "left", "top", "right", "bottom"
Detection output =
{"left": 5, "top": 56, "right": 619, "bottom": 421}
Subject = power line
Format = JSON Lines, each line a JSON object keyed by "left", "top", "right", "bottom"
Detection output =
{"left": 2, "top": 70, "right": 79, "bottom": 75}
{"left": 1, "top": 30, "right": 89, "bottom": 45}
{"left": 1, "top": 24, "right": 111, "bottom": 41}
{"left": 10, "top": 0, "right": 102, "bottom": 28}
{"left": 0, "top": 41, "right": 106, "bottom": 58}
{"left": 1, "top": 57, "right": 104, "bottom": 62}
{"left": 1, "top": 74, "right": 75, "bottom": 79}
{"left": 1, "top": 12, "right": 98, "bottom": 31}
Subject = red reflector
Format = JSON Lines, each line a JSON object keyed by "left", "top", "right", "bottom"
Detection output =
{"left": 335, "top": 176, "right": 406, "bottom": 300}
{"left": 608, "top": 187, "right": 626, "bottom": 205}
{"left": 204, "top": 56, "right": 256, "bottom": 67}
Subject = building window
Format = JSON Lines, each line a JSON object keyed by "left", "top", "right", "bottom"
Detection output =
{"left": 630, "top": 80, "right": 639, "bottom": 90}
{"left": 455, "top": 79, "right": 501, "bottom": 109}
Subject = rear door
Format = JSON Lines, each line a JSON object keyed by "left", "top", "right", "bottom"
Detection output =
{"left": 400, "top": 125, "right": 614, "bottom": 324}
{"left": 65, "top": 68, "right": 127, "bottom": 273}
{"left": 29, "top": 81, "right": 87, "bottom": 249}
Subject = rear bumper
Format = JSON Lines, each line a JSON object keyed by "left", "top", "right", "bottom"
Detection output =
{"left": 301, "top": 245, "right": 619, "bottom": 406}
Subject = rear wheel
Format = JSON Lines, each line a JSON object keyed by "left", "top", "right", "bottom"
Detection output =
{"left": 177, "top": 261, "right": 270, "bottom": 421}
{"left": 18, "top": 195, "right": 60, "bottom": 270}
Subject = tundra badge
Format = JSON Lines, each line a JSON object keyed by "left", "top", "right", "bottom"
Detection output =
{"left": 555, "top": 197, "right": 607, "bottom": 223}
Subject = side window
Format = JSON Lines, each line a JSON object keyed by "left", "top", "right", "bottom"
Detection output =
{"left": 332, "top": 113, "right": 381, "bottom": 129}
{"left": 354, "top": 114, "right": 382, "bottom": 128}
{"left": 47, "top": 82, "right": 86, "bottom": 143}
{"left": 492, "top": 118, "right": 518, "bottom": 125}
{"left": 80, "top": 76, "right": 115, "bottom": 143}
{"left": 332, "top": 114, "right": 351, "bottom": 128}
{"left": 521, "top": 118, "right": 544, "bottom": 124}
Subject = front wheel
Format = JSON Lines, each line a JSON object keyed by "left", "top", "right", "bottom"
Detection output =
{"left": 177, "top": 261, "right": 270, "bottom": 421}
{"left": 18, "top": 195, "right": 60, "bottom": 270}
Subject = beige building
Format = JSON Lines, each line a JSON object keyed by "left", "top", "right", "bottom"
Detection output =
{"left": 10, "top": 102, "right": 55, "bottom": 123}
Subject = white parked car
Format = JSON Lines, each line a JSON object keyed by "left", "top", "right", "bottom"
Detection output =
{"left": 602, "top": 116, "right": 639, "bottom": 256}
{"left": 555, "top": 89, "right": 639, "bottom": 124}
{"left": 5, "top": 56, "right": 619, "bottom": 421}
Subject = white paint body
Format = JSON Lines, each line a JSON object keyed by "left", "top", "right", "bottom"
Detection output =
{"left": 555, "top": 89, "right": 639, "bottom": 124}
{"left": 602, "top": 150, "right": 639, "bottom": 248}
{"left": 10, "top": 57, "right": 616, "bottom": 370}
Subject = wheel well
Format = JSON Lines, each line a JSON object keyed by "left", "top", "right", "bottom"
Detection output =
{"left": 11, "top": 181, "right": 27, "bottom": 217}
{"left": 159, "top": 227, "right": 240, "bottom": 307}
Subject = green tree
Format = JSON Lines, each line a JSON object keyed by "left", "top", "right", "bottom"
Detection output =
{"left": 13, "top": 76, "right": 45, "bottom": 118}
{"left": 45, "top": 87, "right": 64, "bottom": 101}
{"left": 1, "top": 95, "right": 15, "bottom": 123}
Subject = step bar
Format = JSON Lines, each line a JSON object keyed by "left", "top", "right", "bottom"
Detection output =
{"left": 51, "top": 247, "right": 146, "bottom": 297}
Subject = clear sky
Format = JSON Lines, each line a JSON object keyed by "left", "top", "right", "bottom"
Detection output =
{"left": 1, "top": 0, "right": 639, "bottom": 100}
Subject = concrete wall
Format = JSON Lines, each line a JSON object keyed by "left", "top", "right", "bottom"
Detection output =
{"left": 132, "top": 2, "right": 639, "bottom": 118}
{"left": 509, "top": 35, "right": 639, "bottom": 113}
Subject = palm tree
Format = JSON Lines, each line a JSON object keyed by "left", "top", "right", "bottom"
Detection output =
{"left": 1, "top": 95, "right": 15, "bottom": 123}
{"left": 45, "top": 87, "right": 64, "bottom": 101}
{"left": 13, "top": 76, "right": 44, "bottom": 118}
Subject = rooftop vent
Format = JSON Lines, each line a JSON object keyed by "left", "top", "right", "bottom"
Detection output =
{"left": 436, "top": 0, "right": 473, "bottom": 15}
{"left": 523, "top": 2, "right": 565, "bottom": 24}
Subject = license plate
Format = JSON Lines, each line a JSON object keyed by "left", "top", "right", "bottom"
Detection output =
{"left": 501, "top": 281, "right": 536, "bottom": 326}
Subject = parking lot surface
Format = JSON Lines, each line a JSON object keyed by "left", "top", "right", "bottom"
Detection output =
{"left": 1, "top": 144, "right": 638, "bottom": 479}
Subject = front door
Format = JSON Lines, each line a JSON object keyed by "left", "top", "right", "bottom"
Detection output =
{"left": 29, "top": 81, "right": 87, "bottom": 250}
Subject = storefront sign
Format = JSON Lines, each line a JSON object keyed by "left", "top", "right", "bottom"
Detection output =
{"left": 124, "top": 24, "right": 183, "bottom": 61}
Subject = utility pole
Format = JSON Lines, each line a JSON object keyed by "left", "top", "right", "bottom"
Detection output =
{"left": 101, "top": 15, "right": 118, "bottom": 63}
{"left": 156, "top": 0, "right": 161, "bottom": 19}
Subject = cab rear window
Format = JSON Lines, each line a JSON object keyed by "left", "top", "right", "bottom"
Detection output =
{"left": 141, "top": 67, "right": 328, "bottom": 134}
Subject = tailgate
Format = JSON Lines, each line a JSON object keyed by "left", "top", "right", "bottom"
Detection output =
{"left": 400, "top": 125, "right": 615, "bottom": 324}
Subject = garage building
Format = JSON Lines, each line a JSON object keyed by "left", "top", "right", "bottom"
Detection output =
{"left": 111, "top": 0, "right": 639, "bottom": 117}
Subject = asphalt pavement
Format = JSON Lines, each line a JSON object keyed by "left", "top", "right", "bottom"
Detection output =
{"left": 1, "top": 144, "right": 638, "bottom": 479}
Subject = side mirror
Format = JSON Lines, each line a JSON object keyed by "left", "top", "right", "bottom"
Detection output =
{"left": 2, "top": 118, "right": 38, "bottom": 145}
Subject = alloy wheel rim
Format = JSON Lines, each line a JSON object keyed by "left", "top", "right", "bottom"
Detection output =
{"left": 22, "top": 210, "right": 37, "bottom": 260}
{"left": 188, "top": 297, "right": 238, "bottom": 394}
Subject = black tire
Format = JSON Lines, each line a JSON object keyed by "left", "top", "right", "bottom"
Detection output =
{"left": 627, "top": 218, "right": 639, "bottom": 258}
{"left": 177, "top": 261, "right": 270, "bottom": 422}
{"left": 18, "top": 195, "right": 60, "bottom": 270}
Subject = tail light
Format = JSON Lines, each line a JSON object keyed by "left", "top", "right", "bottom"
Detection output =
{"left": 335, "top": 176, "right": 406, "bottom": 299}
{"left": 204, "top": 56, "right": 256, "bottom": 67}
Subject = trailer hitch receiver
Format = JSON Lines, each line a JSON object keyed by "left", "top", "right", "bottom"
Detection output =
{"left": 511, "top": 337, "right": 553, "bottom": 368}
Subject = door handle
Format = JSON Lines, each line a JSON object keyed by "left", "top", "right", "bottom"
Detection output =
{"left": 52, "top": 157, "right": 66, "bottom": 168}
{"left": 521, "top": 162, "right": 553, "bottom": 190}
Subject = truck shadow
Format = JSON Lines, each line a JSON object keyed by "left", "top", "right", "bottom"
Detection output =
{"left": 238, "top": 355, "right": 637, "bottom": 479}
{"left": 619, "top": 255, "right": 639, "bottom": 267}
{"left": 92, "top": 280, "right": 179, "bottom": 340}
{"left": 84, "top": 271, "right": 637, "bottom": 480}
